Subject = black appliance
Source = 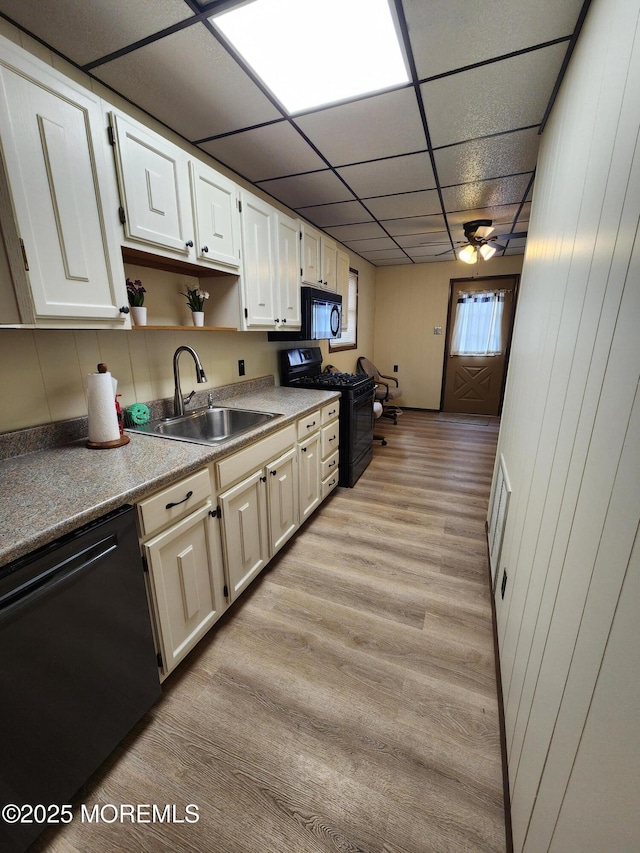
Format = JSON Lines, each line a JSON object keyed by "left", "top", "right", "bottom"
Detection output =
{"left": 268, "top": 286, "right": 342, "bottom": 341}
{"left": 280, "top": 347, "right": 375, "bottom": 487}
{"left": 0, "top": 505, "right": 161, "bottom": 853}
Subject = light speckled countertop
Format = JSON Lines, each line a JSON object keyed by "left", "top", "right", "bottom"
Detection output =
{"left": 0, "top": 384, "right": 339, "bottom": 566}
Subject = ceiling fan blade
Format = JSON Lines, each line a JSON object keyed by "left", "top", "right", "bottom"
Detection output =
{"left": 493, "top": 231, "right": 528, "bottom": 241}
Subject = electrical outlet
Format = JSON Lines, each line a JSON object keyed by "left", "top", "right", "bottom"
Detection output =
{"left": 238, "top": 359, "right": 245, "bottom": 376}
{"left": 393, "top": 364, "right": 398, "bottom": 372}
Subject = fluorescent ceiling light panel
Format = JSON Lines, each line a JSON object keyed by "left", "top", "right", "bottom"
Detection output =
{"left": 210, "top": 0, "right": 409, "bottom": 114}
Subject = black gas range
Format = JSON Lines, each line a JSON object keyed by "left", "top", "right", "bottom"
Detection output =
{"left": 279, "top": 347, "right": 375, "bottom": 488}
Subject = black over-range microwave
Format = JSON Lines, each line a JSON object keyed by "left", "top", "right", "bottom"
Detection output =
{"left": 268, "top": 286, "right": 342, "bottom": 341}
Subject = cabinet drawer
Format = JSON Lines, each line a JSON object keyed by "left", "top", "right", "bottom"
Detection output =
{"left": 322, "top": 470, "right": 339, "bottom": 498}
{"left": 216, "top": 424, "right": 296, "bottom": 491}
{"left": 297, "top": 410, "right": 320, "bottom": 439}
{"left": 321, "top": 449, "right": 339, "bottom": 480}
{"left": 321, "top": 423, "right": 340, "bottom": 458}
{"left": 321, "top": 399, "right": 340, "bottom": 424}
{"left": 137, "top": 468, "right": 211, "bottom": 538}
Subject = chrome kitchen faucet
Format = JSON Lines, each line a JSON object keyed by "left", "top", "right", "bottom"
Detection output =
{"left": 173, "top": 346, "right": 207, "bottom": 416}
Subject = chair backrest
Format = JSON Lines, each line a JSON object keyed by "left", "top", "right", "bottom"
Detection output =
{"left": 357, "top": 356, "right": 380, "bottom": 381}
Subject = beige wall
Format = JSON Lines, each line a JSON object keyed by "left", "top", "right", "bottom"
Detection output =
{"left": 373, "top": 255, "right": 523, "bottom": 409}
{"left": 491, "top": 0, "right": 640, "bottom": 850}
{"left": 0, "top": 249, "right": 375, "bottom": 433}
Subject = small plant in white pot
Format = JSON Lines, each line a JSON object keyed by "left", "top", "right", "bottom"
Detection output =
{"left": 181, "top": 286, "right": 209, "bottom": 326}
{"left": 126, "top": 278, "right": 147, "bottom": 326}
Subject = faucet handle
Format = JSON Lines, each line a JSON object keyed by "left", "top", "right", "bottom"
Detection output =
{"left": 183, "top": 390, "right": 196, "bottom": 408}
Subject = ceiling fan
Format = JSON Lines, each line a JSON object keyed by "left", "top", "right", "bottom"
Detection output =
{"left": 454, "top": 219, "right": 528, "bottom": 263}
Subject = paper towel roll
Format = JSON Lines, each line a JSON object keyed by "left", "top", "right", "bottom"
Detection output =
{"left": 87, "top": 371, "right": 120, "bottom": 444}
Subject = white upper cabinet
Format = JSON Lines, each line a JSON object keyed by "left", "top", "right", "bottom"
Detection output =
{"left": 300, "top": 221, "right": 337, "bottom": 291}
{"left": 110, "top": 112, "right": 241, "bottom": 274}
{"left": 189, "top": 160, "right": 241, "bottom": 270}
{"left": 239, "top": 190, "right": 301, "bottom": 331}
{"left": 111, "top": 112, "right": 192, "bottom": 257}
{"left": 277, "top": 210, "right": 302, "bottom": 329}
{"left": 0, "top": 39, "right": 128, "bottom": 327}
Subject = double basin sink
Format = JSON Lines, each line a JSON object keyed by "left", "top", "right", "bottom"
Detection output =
{"left": 129, "top": 406, "right": 281, "bottom": 447}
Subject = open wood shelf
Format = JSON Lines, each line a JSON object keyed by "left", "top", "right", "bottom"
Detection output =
{"left": 131, "top": 324, "right": 237, "bottom": 331}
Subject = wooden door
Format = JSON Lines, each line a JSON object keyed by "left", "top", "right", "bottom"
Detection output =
{"left": 299, "top": 432, "right": 321, "bottom": 522}
{"left": 266, "top": 447, "right": 299, "bottom": 554}
{"left": 442, "top": 275, "right": 518, "bottom": 416}
{"left": 276, "top": 211, "right": 301, "bottom": 328}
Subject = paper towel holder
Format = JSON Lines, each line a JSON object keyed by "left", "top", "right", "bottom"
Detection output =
{"left": 86, "top": 363, "right": 130, "bottom": 449}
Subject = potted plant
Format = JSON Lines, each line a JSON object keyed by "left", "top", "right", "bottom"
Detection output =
{"left": 126, "top": 278, "right": 147, "bottom": 326}
{"left": 180, "top": 286, "right": 209, "bottom": 326}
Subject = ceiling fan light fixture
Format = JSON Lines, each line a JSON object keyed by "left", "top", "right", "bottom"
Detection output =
{"left": 474, "top": 225, "right": 495, "bottom": 240}
{"left": 458, "top": 244, "right": 477, "bottom": 264}
{"left": 479, "top": 242, "right": 497, "bottom": 260}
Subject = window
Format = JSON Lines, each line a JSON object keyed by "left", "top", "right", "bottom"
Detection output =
{"left": 450, "top": 290, "right": 505, "bottom": 356}
{"left": 329, "top": 269, "right": 358, "bottom": 352}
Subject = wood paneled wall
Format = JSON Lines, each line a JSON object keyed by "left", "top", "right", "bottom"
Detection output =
{"left": 491, "top": 0, "right": 640, "bottom": 850}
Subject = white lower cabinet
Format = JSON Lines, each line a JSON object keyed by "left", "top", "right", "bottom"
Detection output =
{"left": 299, "top": 431, "right": 321, "bottom": 522}
{"left": 218, "top": 468, "right": 269, "bottom": 601}
{"left": 216, "top": 424, "right": 298, "bottom": 601}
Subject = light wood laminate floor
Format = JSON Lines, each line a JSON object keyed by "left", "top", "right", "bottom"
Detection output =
{"left": 34, "top": 410, "right": 505, "bottom": 853}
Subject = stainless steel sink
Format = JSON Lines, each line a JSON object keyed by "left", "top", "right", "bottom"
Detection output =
{"left": 128, "top": 406, "right": 281, "bottom": 446}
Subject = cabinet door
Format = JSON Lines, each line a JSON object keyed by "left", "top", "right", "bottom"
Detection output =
{"left": 299, "top": 432, "right": 321, "bottom": 522}
{"left": 276, "top": 212, "right": 301, "bottom": 328}
{"left": 336, "top": 248, "right": 349, "bottom": 329}
{"left": 0, "top": 60, "right": 127, "bottom": 323}
{"left": 111, "top": 113, "right": 193, "bottom": 257}
{"left": 267, "top": 446, "right": 299, "bottom": 553}
{"left": 189, "top": 160, "right": 241, "bottom": 271}
{"left": 144, "top": 502, "right": 225, "bottom": 675}
{"left": 219, "top": 469, "right": 269, "bottom": 599}
{"left": 240, "top": 191, "right": 277, "bottom": 328}
{"left": 321, "top": 236, "right": 338, "bottom": 291}
{"left": 301, "top": 222, "right": 322, "bottom": 286}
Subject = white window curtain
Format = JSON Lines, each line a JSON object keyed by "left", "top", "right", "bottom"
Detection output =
{"left": 330, "top": 269, "right": 358, "bottom": 349}
{"left": 450, "top": 290, "right": 505, "bottom": 356}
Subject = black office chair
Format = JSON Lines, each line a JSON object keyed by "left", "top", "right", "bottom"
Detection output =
{"left": 357, "top": 357, "right": 402, "bottom": 424}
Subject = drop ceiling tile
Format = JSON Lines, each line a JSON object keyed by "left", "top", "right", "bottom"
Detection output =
{"left": 365, "top": 190, "right": 441, "bottom": 221}
{"left": 404, "top": 0, "right": 584, "bottom": 79}
{"left": 94, "top": 23, "right": 281, "bottom": 140}
{"left": 294, "top": 88, "right": 426, "bottom": 166}
{"left": 434, "top": 127, "right": 541, "bottom": 187}
{"left": 199, "top": 122, "right": 327, "bottom": 182}
{"left": 442, "top": 174, "right": 532, "bottom": 214}
{"left": 336, "top": 151, "right": 434, "bottom": 198}
{"left": 342, "top": 237, "right": 399, "bottom": 252}
{"left": 395, "top": 230, "right": 451, "bottom": 248}
{"left": 374, "top": 257, "right": 414, "bottom": 266}
{"left": 382, "top": 214, "right": 447, "bottom": 237}
{"left": 358, "top": 248, "right": 409, "bottom": 261}
{"left": 256, "top": 170, "right": 354, "bottom": 209}
{"left": 323, "top": 222, "right": 388, "bottom": 242}
{"left": 298, "top": 200, "right": 373, "bottom": 228}
{"left": 0, "top": 0, "right": 192, "bottom": 66}
{"left": 406, "top": 244, "right": 454, "bottom": 259}
{"left": 421, "top": 43, "right": 568, "bottom": 148}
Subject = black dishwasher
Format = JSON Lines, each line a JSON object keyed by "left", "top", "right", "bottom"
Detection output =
{"left": 0, "top": 505, "right": 161, "bottom": 853}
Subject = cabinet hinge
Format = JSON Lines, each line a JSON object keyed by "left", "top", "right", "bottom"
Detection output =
{"left": 238, "top": 199, "right": 242, "bottom": 213}
{"left": 18, "top": 238, "right": 29, "bottom": 271}
{"left": 156, "top": 651, "right": 163, "bottom": 669}
{"left": 107, "top": 125, "right": 116, "bottom": 146}
{"left": 142, "top": 554, "right": 148, "bottom": 572}
{"left": 244, "top": 307, "right": 248, "bottom": 319}
{"left": 209, "top": 506, "right": 222, "bottom": 519}
{"left": 118, "top": 206, "right": 126, "bottom": 224}
{"left": 223, "top": 584, "right": 229, "bottom": 598}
